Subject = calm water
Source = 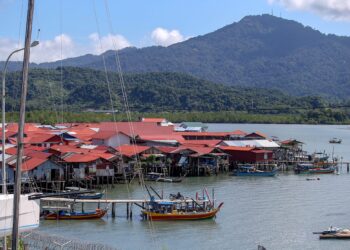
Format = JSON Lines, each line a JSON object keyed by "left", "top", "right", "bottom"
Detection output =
{"left": 41, "top": 124, "right": 350, "bottom": 250}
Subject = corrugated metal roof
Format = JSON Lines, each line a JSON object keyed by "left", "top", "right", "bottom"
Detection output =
{"left": 221, "top": 140, "right": 279, "bottom": 148}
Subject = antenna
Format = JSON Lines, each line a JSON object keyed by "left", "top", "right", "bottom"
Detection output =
{"left": 36, "top": 28, "right": 40, "bottom": 40}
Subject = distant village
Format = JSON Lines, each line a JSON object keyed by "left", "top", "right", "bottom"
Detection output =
{"left": 0, "top": 118, "right": 306, "bottom": 192}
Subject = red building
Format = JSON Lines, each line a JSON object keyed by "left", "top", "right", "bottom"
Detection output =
{"left": 219, "top": 146, "right": 273, "bottom": 163}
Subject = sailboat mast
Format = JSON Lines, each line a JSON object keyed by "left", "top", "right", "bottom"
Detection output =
{"left": 11, "top": 0, "right": 35, "bottom": 248}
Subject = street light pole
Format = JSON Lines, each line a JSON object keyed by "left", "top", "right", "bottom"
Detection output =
{"left": 1, "top": 41, "right": 39, "bottom": 194}
{"left": 1, "top": 40, "right": 39, "bottom": 250}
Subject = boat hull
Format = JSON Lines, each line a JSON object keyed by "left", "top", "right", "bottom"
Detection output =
{"left": 308, "top": 169, "right": 335, "bottom": 174}
{"left": 0, "top": 194, "right": 40, "bottom": 237}
{"left": 232, "top": 171, "right": 277, "bottom": 177}
{"left": 76, "top": 193, "right": 104, "bottom": 199}
{"left": 44, "top": 209, "right": 107, "bottom": 220}
{"left": 142, "top": 203, "right": 223, "bottom": 221}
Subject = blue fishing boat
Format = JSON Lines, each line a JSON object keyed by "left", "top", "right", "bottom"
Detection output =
{"left": 231, "top": 166, "right": 277, "bottom": 177}
{"left": 64, "top": 187, "right": 104, "bottom": 199}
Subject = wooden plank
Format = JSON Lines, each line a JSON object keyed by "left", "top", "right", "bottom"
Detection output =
{"left": 41, "top": 197, "right": 199, "bottom": 204}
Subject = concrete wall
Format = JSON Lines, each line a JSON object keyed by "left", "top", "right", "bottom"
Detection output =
{"left": 92, "top": 134, "right": 130, "bottom": 147}
{"left": 106, "top": 134, "right": 130, "bottom": 147}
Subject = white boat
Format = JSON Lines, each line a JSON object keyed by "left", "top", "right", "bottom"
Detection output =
{"left": 0, "top": 194, "right": 40, "bottom": 237}
{"left": 329, "top": 138, "right": 342, "bottom": 144}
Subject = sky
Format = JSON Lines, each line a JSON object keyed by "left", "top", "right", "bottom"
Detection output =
{"left": 1, "top": 0, "right": 350, "bottom": 63}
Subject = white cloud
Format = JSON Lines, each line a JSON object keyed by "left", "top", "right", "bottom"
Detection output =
{"left": 0, "top": 37, "right": 21, "bottom": 62}
{"left": 89, "top": 33, "right": 131, "bottom": 54}
{"left": 268, "top": 0, "right": 350, "bottom": 20}
{"left": 151, "top": 27, "right": 185, "bottom": 47}
{"left": 0, "top": 33, "right": 131, "bottom": 63}
{"left": 31, "top": 34, "right": 77, "bottom": 63}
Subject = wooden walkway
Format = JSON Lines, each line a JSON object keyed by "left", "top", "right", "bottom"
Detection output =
{"left": 41, "top": 197, "right": 206, "bottom": 219}
{"left": 41, "top": 197, "right": 193, "bottom": 204}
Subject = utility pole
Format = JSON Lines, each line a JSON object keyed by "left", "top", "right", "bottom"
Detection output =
{"left": 11, "top": 0, "right": 35, "bottom": 249}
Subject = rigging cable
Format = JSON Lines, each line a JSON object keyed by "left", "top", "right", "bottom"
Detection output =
{"left": 103, "top": 1, "right": 160, "bottom": 249}
{"left": 91, "top": 0, "right": 130, "bottom": 212}
{"left": 59, "top": 0, "right": 64, "bottom": 124}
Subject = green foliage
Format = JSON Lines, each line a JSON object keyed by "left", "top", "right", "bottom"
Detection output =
{"left": 4, "top": 67, "right": 330, "bottom": 113}
{"left": 4, "top": 110, "right": 350, "bottom": 125}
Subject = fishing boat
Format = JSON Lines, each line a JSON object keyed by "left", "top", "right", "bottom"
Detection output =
{"left": 294, "top": 163, "right": 316, "bottom": 174}
{"left": 329, "top": 138, "right": 342, "bottom": 144}
{"left": 64, "top": 187, "right": 104, "bottom": 199}
{"left": 145, "top": 172, "right": 183, "bottom": 183}
{"left": 318, "top": 228, "right": 350, "bottom": 239}
{"left": 295, "top": 163, "right": 335, "bottom": 174}
{"left": 141, "top": 199, "right": 223, "bottom": 221}
{"left": 141, "top": 187, "right": 223, "bottom": 221}
{"left": 308, "top": 167, "right": 335, "bottom": 174}
{"left": 44, "top": 208, "right": 107, "bottom": 220}
{"left": 231, "top": 165, "right": 277, "bottom": 177}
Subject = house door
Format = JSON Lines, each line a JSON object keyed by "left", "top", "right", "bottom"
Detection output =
{"left": 51, "top": 169, "right": 59, "bottom": 181}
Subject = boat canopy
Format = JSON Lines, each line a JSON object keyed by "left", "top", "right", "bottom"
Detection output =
{"left": 157, "top": 201, "right": 175, "bottom": 206}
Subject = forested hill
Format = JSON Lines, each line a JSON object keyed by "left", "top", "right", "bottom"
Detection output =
{"left": 4, "top": 67, "right": 327, "bottom": 113}
{"left": 31, "top": 14, "right": 350, "bottom": 99}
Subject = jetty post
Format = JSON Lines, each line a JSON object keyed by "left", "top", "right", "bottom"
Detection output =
{"left": 126, "top": 203, "right": 129, "bottom": 219}
{"left": 112, "top": 203, "right": 116, "bottom": 218}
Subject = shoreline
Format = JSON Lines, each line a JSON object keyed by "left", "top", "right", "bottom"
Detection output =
{"left": 5, "top": 111, "right": 350, "bottom": 125}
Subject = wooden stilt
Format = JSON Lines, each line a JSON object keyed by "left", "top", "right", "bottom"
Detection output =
{"left": 126, "top": 203, "right": 129, "bottom": 219}
{"left": 130, "top": 203, "right": 133, "bottom": 220}
{"left": 112, "top": 203, "right": 116, "bottom": 218}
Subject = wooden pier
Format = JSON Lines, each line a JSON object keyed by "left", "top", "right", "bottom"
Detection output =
{"left": 41, "top": 197, "right": 205, "bottom": 220}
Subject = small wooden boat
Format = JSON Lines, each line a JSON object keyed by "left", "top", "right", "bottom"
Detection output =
{"left": 145, "top": 172, "right": 184, "bottom": 183}
{"left": 308, "top": 167, "right": 335, "bottom": 174}
{"left": 44, "top": 208, "right": 107, "bottom": 220}
{"left": 319, "top": 228, "right": 350, "bottom": 239}
{"left": 231, "top": 166, "right": 277, "bottom": 177}
{"left": 75, "top": 193, "right": 104, "bottom": 199}
{"left": 329, "top": 138, "right": 342, "bottom": 144}
{"left": 64, "top": 187, "right": 104, "bottom": 199}
{"left": 142, "top": 202, "right": 223, "bottom": 221}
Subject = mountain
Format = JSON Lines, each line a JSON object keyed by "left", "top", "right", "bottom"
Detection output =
{"left": 4, "top": 67, "right": 325, "bottom": 113}
{"left": 4, "top": 15, "right": 350, "bottom": 99}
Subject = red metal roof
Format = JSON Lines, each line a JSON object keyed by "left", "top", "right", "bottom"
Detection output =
{"left": 172, "top": 146, "right": 216, "bottom": 156}
{"left": 180, "top": 140, "right": 222, "bottom": 147}
{"left": 6, "top": 123, "right": 42, "bottom": 133}
{"left": 22, "top": 157, "right": 48, "bottom": 171}
{"left": 231, "top": 130, "right": 247, "bottom": 136}
{"left": 141, "top": 118, "right": 166, "bottom": 123}
{"left": 155, "top": 146, "right": 178, "bottom": 153}
{"left": 6, "top": 147, "right": 52, "bottom": 159}
{"left": 50, "top": 145, "right": 88, "bottom": 154}
{"left": 137, "top": 134, "right": 185, "bottom": 142}
{"left": 49, "top": 145, "right": 115, "bottom": 161}
{"left": 91, "top": 130, "right": 129, "bottom": 140}
{"left": 98, "top": 122, "right": 174, "bottom": 138}
{"left": 63, "top": 154, "right": 101, "bottom": 163}
{"left": 245, "top": 131, "right": 267, "bottom": 139}
{"left": 9, "top": 157, "right": 48, "bottom": 172}
{"left": 179, "top": 131, "right": 245, "bottom": 137}
{"left": 24, "top": 133, "right": 62, "bottom": 144}
{"left": 219, "top": 146, "right": 255, "bottom": 152}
